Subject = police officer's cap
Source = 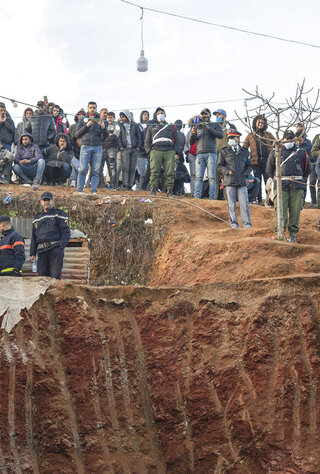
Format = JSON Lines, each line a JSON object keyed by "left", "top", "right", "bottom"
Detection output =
{"left": 41, "top": 191, "right": 53, "bottom": 200}
{"left": 228, "top": 130, "right": 242, "bottom": 137}
{"left": 0, "top": 215, "right": 10, "bottom": 223}
{"left": 283, "top": 130, "right": 295, "bottom": 140}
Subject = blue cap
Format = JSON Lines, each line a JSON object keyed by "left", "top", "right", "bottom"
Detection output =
{"left": 213, "top": 109, "right": 227, "bottom": 116}
{"left": 41, "top": 191, "right": 53, "bottom": 200}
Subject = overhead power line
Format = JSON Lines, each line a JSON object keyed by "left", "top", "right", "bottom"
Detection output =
{"left": 120, "top": 0, "right": 320, "bottom": 50}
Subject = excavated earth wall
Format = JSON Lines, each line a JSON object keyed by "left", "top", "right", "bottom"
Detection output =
{"left": 1, "top": 278, "right": 320, "bottom": 473}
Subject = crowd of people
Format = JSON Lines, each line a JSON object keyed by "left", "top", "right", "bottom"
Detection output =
{"left": 0, "top": 99, "right": 320, "bottom": 240}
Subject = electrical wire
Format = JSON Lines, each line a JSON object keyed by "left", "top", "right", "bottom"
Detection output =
{"left": 120, "top": 0, "right": 320, "bottom": 50}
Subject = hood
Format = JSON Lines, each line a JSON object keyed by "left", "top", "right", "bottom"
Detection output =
{"left": 55, "top": 133, "right": 72, "bottom": 151}
{"left": 74, "top": 108, "right": 86, "bottom": 123}
{"left": 23, "top": 108, "right": 33, "bottom": 121}
{"left": 174, "top": 119, "right": 183, "bottom": 131}
{"left": 19, "top": 132, "right": 34, "bottom": 145}
{"left": 153, "top": 107, "right": 165, "bottom": 121}
{"left": 252, "top": 115, "right": 268, "bottom": 132}
{"left": 120, "top": 109, "right": 132, "bottom": 122}
{"left": 139, "top": 110, "right": 149, "bottom": 123}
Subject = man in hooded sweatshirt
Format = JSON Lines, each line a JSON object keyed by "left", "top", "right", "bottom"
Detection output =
{"left": 243, "top": 115, "right": 275, "bottom": 204}
{"left": 13, "top": 132, "right": 45, "bottom": 185}
{"left": 43, "top": 134, "right": 73, "bottom": 185}
{"left": 145, "top": 107, "right": 180, "bottom": 197}
{"left": 118, "top": 110, "right": 141, "bottom": 190}
{"left": 15, "top": 108, "right": 34, "bottom": 147}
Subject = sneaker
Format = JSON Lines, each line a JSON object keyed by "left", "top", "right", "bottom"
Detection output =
{"left": 151, "top": 189, "right": 156, "bottom": 196}
{"left": 77, "top": 190, "right": 85, "bottom": 194}
{"left": 70, "top": 180, "right": 76, "bottom": 187}
{"left": 288, "top": 233, "right": 297, "bottom": 243}
{"left": 21, "top": 179, "right": 32, "bottom": 185}
{"left": 0, "top": 176, "right": 9, "bottom": 184}
{"left": 91, "top": 191, "right": 97, "bottom": 195}
{"left": 167, "top": 190, "right": 173, "bottom": 198}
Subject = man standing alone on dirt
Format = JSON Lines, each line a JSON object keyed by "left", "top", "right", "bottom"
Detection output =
{"left": 30, "top": 191, "right": 70, "bottom": 279}
{"left": 218, "top": 130, "right": 253, "bottom": 228}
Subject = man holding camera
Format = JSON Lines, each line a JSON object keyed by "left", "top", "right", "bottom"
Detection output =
{"left": 190, "top": 108, "right": 224, "bottom": 200}
{"left": 75, "top": 101, "right": 107, "bottom": 194}
{"left": 0, "top": 103, "right": 15, "bottom": 152}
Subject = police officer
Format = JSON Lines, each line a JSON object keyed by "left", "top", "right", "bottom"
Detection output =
{"left": 266, "top": 130, "right": 311, "bottom": 243}
{"left": 30, "top": 191, "right": 70, "bottom": 279}
{"left": 0, "top": 215, "right": 25, "bottom": 276}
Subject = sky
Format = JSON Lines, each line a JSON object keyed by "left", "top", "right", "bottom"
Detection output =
{"left": 2, "top": 0, "right": 320, "bottom": 138}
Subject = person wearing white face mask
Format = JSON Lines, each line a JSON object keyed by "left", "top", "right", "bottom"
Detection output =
{"left": 217, "top": 130, "right": 253, "bottom": 228}
{"left": 266, "top": 130, "right": 311, "bottom": 243}
{"left": 144, "top": 107, "right": 180, "bottom": 197}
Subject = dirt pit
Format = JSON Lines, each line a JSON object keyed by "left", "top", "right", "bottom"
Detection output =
{"left": 0, "top": 186, "right": 320, "bottom": 473}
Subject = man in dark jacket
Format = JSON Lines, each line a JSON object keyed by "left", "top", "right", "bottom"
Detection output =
{"left": 145, "top": 107, "right": 180, "bottom": 197}
{"left": 30, "top": 191, "right": 70, "bottom": 279}
{"left": 13, "top": 132, "right": 45, "bottom": 185}
{"left": 218, "top": 130, "right": 252, "bottom": 228}
{"left": 25, "top": 101, "right": 56, "bottom": 152}
{"left": 15, "top": 108, "right": 34, "bottom": 147}
{"left": 266, "top": 130, "right": 311, "bottom": 242}
{"left": 44, "top": 133, "right": 73, "bottom": 185}
{"left": 118, "top": 110, "right": 141, "bottom": 190}
{"left": 136, "top": 110, "right": 150, "bottom": 190}
{"left": 104, "top": 112, "right": 120, "bottom": 189}
{"left": 190, "top": 108, "right": 224, "bottom": 200}
{"left": 75, "top": 101, "right": 106, "bottom": 194}
{"left": 0, "top": 140, "right": 14, "bottom": 183}
{"left": 0, "top": 215, "right": 25, "bottom": 277}
{"left": 68, "top": 109, "right": 85, "bottom": 187}
{"left": 0, "top": 103, "right": 15, "bottom": 151}
{"left": 243, "top": 115, "right": 275, "bottom": 204}
{"left": 52, "top": 105, "right": 68, "bottom": 135}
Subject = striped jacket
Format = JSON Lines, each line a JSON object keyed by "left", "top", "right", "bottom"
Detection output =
{"left": 30, "top": 208, "right": 70, "bottom": 256}
{"left": 0, "top": 227, "right": 25, "bottom": 274}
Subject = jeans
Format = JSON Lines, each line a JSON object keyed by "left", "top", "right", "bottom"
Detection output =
{"left": 46, "top": 163, "right": 71, "bottom": 184}
{"left": 13, "top": 158, "right": 46, "bottom": 184}
{"left": 195, "top": 152, "right": 217, "bottom": 199}
{"left": 225, "top": 186, "right": 252, "bottom": 228}
{"left": 247, "top": 177, "right": 260, "bottom": 202}
{"left": 136, "top": 155, "right": 149, "bottom": 190}
{"left": 77, "top": 145, "right": 102, "bottom": 192}
{"left": 120, "top": 148, "right": 139, "bottom": 188}
{"left": 70, "top": 156, "right": 80, "bottom": 182}
{"left": 187, "top": 154, "right": 196, "bottom": 196}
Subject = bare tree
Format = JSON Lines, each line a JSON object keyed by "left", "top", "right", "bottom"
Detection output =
{"left": 235, "top": 79, "right": 320, "bottom": 240}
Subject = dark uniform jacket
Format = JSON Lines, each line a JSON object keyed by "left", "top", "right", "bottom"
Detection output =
{"left": 0, "top": 227, "right": 25, "bottom": 274}
{"left": 266, "top": 146, "right": 311, "bottom": 189}
{"left": 218, "top": 146, "right": 252, "bottom": 187}
{"left": 0, "top": 114, "right": 15, "bottom": 146}
{"left": 30, "top": 208, "right": 70, "bottom": 256}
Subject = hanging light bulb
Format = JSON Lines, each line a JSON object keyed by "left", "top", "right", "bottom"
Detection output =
{"left": 11, "top": 100, "right": 18, "bottom": 108}
{"left": 137, "top": 8, "right": 148, "bottom": 72}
